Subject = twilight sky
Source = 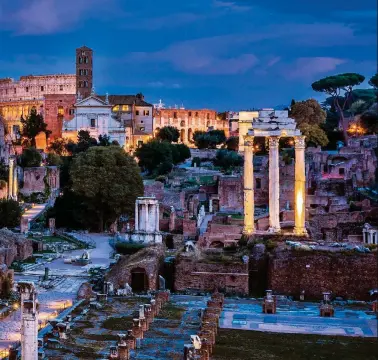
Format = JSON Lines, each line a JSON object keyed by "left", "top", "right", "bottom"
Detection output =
{"left": 0, "top": 0, "right": 376, "bottom": 110}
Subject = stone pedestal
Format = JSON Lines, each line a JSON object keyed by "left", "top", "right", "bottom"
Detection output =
{"left": 243, "top": 135, "right": 254, "bottom": 234}
{"left": 268, "top": 137, "right": 280, "bottom": 233}
{"left": 262, "top": 290, "right": 277, "bottom": 314}
{"left": 294, "top": 136, "right": 307, "bottom": 236}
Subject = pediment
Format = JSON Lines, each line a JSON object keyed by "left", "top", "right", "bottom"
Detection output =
{"left": 75, "top": 96, "right": 109, "bottom": 107}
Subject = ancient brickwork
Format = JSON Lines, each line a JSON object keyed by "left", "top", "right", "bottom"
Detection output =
{"left": 218, "top": 176, "right": 243, "bottom": 211}
{"left": 268, "top": 249, "right": 378, "bottom": 300}
{"left": 175, "top": 253, "right": 249, "bottom": 295}
{"left": 21, "top": 166, "right": 60, "bottom": 196}
{"left": 0, "top": 229, "right": 33, "bottom": 266}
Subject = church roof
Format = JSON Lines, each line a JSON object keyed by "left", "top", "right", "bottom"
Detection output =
{"left": 98, "top": 95, "right": 153, "bottom": 107}
{"left": 77, "top": 46, "right": 92, "bottom": 51}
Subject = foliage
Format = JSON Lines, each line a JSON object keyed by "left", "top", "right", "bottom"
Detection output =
{"left": 47, "top": 138, "right": 68, "bottom": 156}
{"left": 19, "top": 192, "right": 47, "bottom": 204}
{"left": 290, "top": 99, "right": 326, "bottom": 126}
{"left": 347, "top": 100, "right": 368, "bottom": 116}
{"left": 46, "top": 153, "right": 62, "bottom": 166}
{"left": 213, "top": 149, "right": 243, "bottom": 171}
{"left": 135, "top": 140, "right": 173, "bottom": 175}
{"left": 73, "top": 130, "right": 98, "bottom": 153}
{"left": 170, "top": 143, "right": 191, "bottom": 164}
{"left": 20, "top": 147, "right": 42, "bottom": 167}
{"left": 193, "top": 129, "right": 226, "bottom": 149}
{"left": 299, "top": 123, "right": 329, "bottom": 147}
{"left": 0, "top": 180, "right": 6, "bottom": 190}
{"left": 20, "top": 108, "right": 51, "bottom": 147}
{"left": 0, "top": 199, "right": 22, "bottom": 228}
{"left": 156, "top": 126, "right": 180, "bottom": 143}
{"left": 312, "top": 73, "right": 365, "bottom": 138}
{"left": 0, "top": 276, "right": 12, "bottom": 298}
{"left": 115, "top": 242, "right": 145, "bottom": 255}
{"left": 225, "top": 136, "right": 239, "bottom": 151}
{"left": 368, "top": 73, "right": 378, "bottom": 89}
{"left": 70, "top": 146, "right": 143, "bottom": 231}
{"left": 98, "top": 134, "right": 112, "bottom": 146}
{"left": 0, "top": 160, "right": 8, "bottom": 181}
{"left": 155, "top": 175, "right": 166, "bottom": 183}
{"left": 360, "top": 111, "right": 378, "bottom": 134}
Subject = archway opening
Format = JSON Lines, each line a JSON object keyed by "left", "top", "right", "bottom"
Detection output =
{"left": 130, "top": 267, "right": 148, "bottom": 293}
{"left": 188, "top": 128, "right": 193, "bottom": 143}
{"left": 180, "top": 129, "right": 185, "bottom": 143}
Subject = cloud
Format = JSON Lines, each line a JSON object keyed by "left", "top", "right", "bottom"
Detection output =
{"left": 285, "top": 57, "right": 347, "bottom": 80}
{"left": 213, "top": 0, "right": 251, "bottom": 11}
{"left": 147, "top": 82, "right": 182, "bottom": 89}
{"left": 1, "top": 0, "right": 119, "bottom": 35}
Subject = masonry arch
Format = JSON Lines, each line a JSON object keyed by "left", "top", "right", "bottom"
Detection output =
{"left": 180, "top": 129, "right": 185, "bottom": 143}
{"left": 130, "top": 267, "right": 149, "bottom": 293}
{"left": 188, "top": 128, "right": 193, "bottom": 142}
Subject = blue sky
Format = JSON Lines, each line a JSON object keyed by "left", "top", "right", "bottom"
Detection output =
{"left": 0, "top": 0, "right": 376, "bottom": 110}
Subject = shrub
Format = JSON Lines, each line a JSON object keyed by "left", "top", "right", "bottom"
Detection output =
{"left": 191, "top": 157, "right": 201, "bottom": 167}
{"left": 46, "top": 153, "right": 62, "bottom": 166}
{"left": 20, "top": 147, "right": 42, "bottom": 167}
{"left": 213, "top": 149, "right": 243, "bottom": 171}
{"left": 0, "top": 199, "right": 22, "bottom": 228}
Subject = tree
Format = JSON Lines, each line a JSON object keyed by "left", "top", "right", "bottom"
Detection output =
{"left": 48, "top": 138, "right": 68, "bottom": 156}
{"left": 75, "top": 130, "right": 98, "bottom": 153}
{"left": 20, "top": 108, "right": 51, "bottom": 147}
{"left": 193, "top": 130, "right": 226, "bottom": 149}
{"left": 312, "top": 73, "right": 365, "bottom": 139}
{"left": 98, "top": 134, "right": 111, "bottom": 146}
{"left": 225, "top": 136, "right": 239, "bottom": 151}
{"left": 46, "top": 153, "right": 62, "bottom": 166}
{"left": 171, "top": 143, "right": 191, "bottom": 164}
{"left": 135, "top": 140, "right": 173, "bottom": 175}
{"left": 369, "top": 73, "right": 378, "bottom": 89}
{"left": 156, "top": 126, "right": 180, "bottom": 143}
{"left": 360, "top": 111, "right": 378, "bottom": 134}
{"left": 70, "top": 146, "right": 144, "bottom": 231}
{"left": 20, "top": 147, "right": 42, "bottom": 167}
{"left": 0, "top": 160, "right": 8, "bottom": 181}
{"left": 290, "top": 99, "right": 328, "bottom": 147}
{"left": 0, "top": 199, "right": 22, "bottom": 228}
{"left": 213, "top": 149, "right": 243, "bottom": 171}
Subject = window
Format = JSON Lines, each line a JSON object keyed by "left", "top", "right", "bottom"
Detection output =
{"left": 79, "top": 57, "right": 83, "bottom": 64}
{"left": 90, "top": 119, "right": 96, "bottom": 128}
{"left": 84, "top": 57, "right": 89, "bottom": 64}
{"left": 122, "top": 105, "right": 129, "bottom": 111}
{"left": 5, "top": 89, "right": 7, "bottom": 95}
{"left": 41, "top": 86, "right": 44, "bottom": 91}
{"left": 136, "top": 110, "right": 140, "bottom": 116}
{"left": 26, "top": 87, "right": 29, "bottom": 92}
{"left": 139, "top": 127, "right": 145, "bottom": 131}
{"left": 60, "top": 85, "right": 63, "bottom": 91}
{"left": 143, "top": 110, "right": 150, "bottom": 116}
{"left": 14, "top": 88, "right": 16, "bottom": 94}
{"left": 81, "top": 51, "right": 86, "bottom": 56}
{"left": 195, "top": 112, "right": 198, "bottom": 117}
{"left": 173, "top": 112, "right": 177, "bottom": 119}
{"left": 113, "top": 105, "right": 120, "bottom": 112}
{"left": 188, "top": 111, "right": 192, "bottom": 117}
{"left": 207, "top": 113, "right": 210, "bottom": 120}
{"left": 69, "top": 109, "right": 75, "bottom": 115}
{"left": 138, "top": 140, "right": 143, "bottom": 147}
{"left": 141, "top": 120, "right": 144, "bottom": 124}
{"left": 58, "top": 106, "right": 64, "bottom": 116}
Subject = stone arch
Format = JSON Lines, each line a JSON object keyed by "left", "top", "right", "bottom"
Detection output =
{"left": 188, "top": 128, "right": 193, "bottom": 142}
{"left": 180, "top": 120, "right": 185, "bottom": 127}
{"left": 130, "top": 267, "right": 149, "bottom": 293}
{"left": 210, "top": 241, "right": 225, "bottom": 249}
{"left": 180, "top": 128, "right": 185, "bottom": 143}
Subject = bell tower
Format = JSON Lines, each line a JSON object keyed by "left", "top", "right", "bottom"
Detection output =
{"left": 76, "top": 46, "right": 93, "bottom": 99}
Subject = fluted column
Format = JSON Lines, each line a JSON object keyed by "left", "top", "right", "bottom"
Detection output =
{"left": 13, "top": 163, "right": 18, "bottom": 201}
{"left": 135, "top": 200, "right": 139, "bottom": 231}
{"left": 243, "top": 135, "right": 254, "bottom": 234}
{"left": 294, "top": 136, "right": 307, "bottom": 236}
{"left": 268, "top": 136, "right": 280, "bottom": 232}
{"left": 8, "top": 157, "right": 14, "bottom": 199}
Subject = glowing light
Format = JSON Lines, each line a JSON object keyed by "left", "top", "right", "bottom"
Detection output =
{"left": 296, "top": 190, "right": 303, "bottom": 217}
{"left": 13, "top": 303, "right": 18, "bottom": 310}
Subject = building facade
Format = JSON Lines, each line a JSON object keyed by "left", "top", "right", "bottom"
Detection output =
{"left": 153, "top": 105, "right": 228, "bottom": 145}
{"left": 0, "top": 46, "right": 93, "bottom": 140}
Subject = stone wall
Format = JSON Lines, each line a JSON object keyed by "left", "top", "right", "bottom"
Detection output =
{"left": 21, "top": 166, "right": 59, "bottom": 196}
{"left": 268, "top": 249, "right": 378, "bottom": 300}
{"left": 218, "top": 176, "right": 243, "bottom": 211}
{"left": 0, "top": 229, "right": 33, "bottom": 266}
{"left": 174, "top": 253, "right": 249, "bottom": 295}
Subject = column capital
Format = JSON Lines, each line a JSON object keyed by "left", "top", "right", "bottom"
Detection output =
{"left": 294, "top": 136, "right": 306, "bottom": 149}
{"left": 243, "top": 134, "right": 254, "bottom": 146}
{"left": 268, "top": 136, "right": 280, "bottom": 148}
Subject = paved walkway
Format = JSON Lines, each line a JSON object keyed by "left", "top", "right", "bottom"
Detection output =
{"left": 22, "top": 203, "right": 48, "bottom": 221}
{"left": 199, "top": 214, "right": 213, "bottom": 235}
{"left": 220, "top": 299, "right": 378, "bottom": 338}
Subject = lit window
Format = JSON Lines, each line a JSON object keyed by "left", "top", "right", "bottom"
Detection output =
{"left": 58, "top": 106, "right": 64, "bottom": 116}
{"left": 122, "top": 105, "right": 129, "bottom": 111}
{"left": 90, "top": 119, "right": 96, "bottom": 128}
{"left": 113, "top": 105, "right": 120, "bottom": 112}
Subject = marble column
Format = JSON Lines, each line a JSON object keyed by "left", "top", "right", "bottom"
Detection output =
{"left": 145, "top": 204, "right": 149, "bottom": 232}
{"left": 294, "top": 136, "right": 307, "bottom": 236}
{"left": 8, "top": 157, "right": 14, "bottom": 199}
{"left": 155, "top": 203, "right": 159, "bottom": 232}
{"left": 135, "top": 201, "right": 139, "bottom": 231}
{"left": 13, "top": 163, "right": 18, "bottom": 201}
{"left": 268, "top": 136, "right": 280, "bottom": 232}
{"left": 243, "top": 135, "right": 254, "bottom": 234}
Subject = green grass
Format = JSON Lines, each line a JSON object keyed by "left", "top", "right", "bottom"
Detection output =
{"left": 102, "top": 316, "right": 133, "bottom": 330}
{"left": 157, "top": 303, "right": 186, "bottom": 320}
{"left": 212, "top": 329, "right": 378, "bottom": 360}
